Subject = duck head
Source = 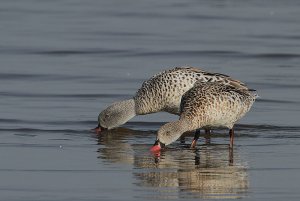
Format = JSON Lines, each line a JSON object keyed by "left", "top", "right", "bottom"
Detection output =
{"left": 93, "top": 99, "right": 136, "bottom": 133}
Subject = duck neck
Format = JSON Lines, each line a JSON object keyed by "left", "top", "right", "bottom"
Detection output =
{"left": 178, "top": 117, "right": 200, "bottom": 132}
{"left": 174, "top": 119, "right": 190, "bottom": 133}
{"left": 157, "top": 119, "right": 193, "bottom": 146}
{"left": 119, "top": 99, "right": 136, "bottom": 123}
{"left": 100, "top": 99, "right": 137, "bottom": 129}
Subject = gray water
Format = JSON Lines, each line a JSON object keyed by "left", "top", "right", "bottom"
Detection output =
{"left": 1, "top": 0, "right": 300, "bottom": 200}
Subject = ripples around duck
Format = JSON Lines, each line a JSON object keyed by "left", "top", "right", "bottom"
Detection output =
{"left": 94, "top": 123, "right": 300, "bottom": 199}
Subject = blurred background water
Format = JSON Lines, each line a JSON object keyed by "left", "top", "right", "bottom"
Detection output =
{"left": 0, "top": 0, "right": 300, "bottom": 200}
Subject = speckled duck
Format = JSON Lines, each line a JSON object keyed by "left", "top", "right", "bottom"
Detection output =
{"left": 94, "top": 66, "right": 249, "bottom": 135}
{"left": 151, "top": 81, "right": 257, "bottom": 152}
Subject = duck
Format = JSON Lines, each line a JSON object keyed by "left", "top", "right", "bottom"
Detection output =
{"left": 151, "top": 81, "right": 257, "bottom": 152}
{"left": 94, "top": 66, "right": 249, "bottom": 135}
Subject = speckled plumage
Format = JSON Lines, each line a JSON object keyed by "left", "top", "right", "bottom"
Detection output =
{"left": 156, "top": 81, "right": 257, "bottom": 146}
{"left": 180, "top": 81, "right": 257, "bottom": 130}
{"left": 98, "top": 66, "right": 251, "bottom": 130}
{"left": 134, "top": 66, "right": 248, "bottom": 115}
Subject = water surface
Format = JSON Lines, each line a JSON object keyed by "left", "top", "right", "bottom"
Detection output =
{"left": 1, "top": 0, "right": 300, "bottom": 200}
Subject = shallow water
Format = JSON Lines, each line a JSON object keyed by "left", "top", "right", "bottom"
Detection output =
{"left": 1, "top": 0, "right": 300, "bottom": 200}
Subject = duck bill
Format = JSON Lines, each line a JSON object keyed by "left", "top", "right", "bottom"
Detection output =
{"left": 150, "top": 140, "right": 162, "bottom": 152}
{"left": 91, "top": 125, "right": 105, "bottom": 134}
{"left": 150, "top": 144, "right": 161, "bottom": 152}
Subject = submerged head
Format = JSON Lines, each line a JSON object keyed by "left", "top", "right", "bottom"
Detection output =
{"left": 94, "top": 99, "right": 136, "bottom": 133}
{"left": 151, "top": 120, "right": 188, "bottom": 152}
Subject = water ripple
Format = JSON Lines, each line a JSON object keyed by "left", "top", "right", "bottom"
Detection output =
{"left": 1, "top": 119, "right": 300, "bottom": 133}
{"left": 0, "top": 127, "right": 87, "bottom": 134}
{"left": 0, "top": 73, "right": 95, "bottom": 81}
{"left": 2, "top": 46, "right": 300, "bottom": 61}
{"left": 256, "top": 98, "right": 299, "bottom": 104}
{"left": 0, "top": 92, "right": 131, "bottom": 99}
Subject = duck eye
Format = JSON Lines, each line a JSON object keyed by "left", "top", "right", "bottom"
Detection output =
{"left": 105, "top": 114, "right": 110, "bottom": 118}
{"left": 166, "top": 131, "right": 171, "bottom": 136}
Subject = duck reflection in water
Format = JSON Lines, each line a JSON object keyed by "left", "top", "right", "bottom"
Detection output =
{"left": 96, "top": 127, "right": 248, "bottom": 199}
